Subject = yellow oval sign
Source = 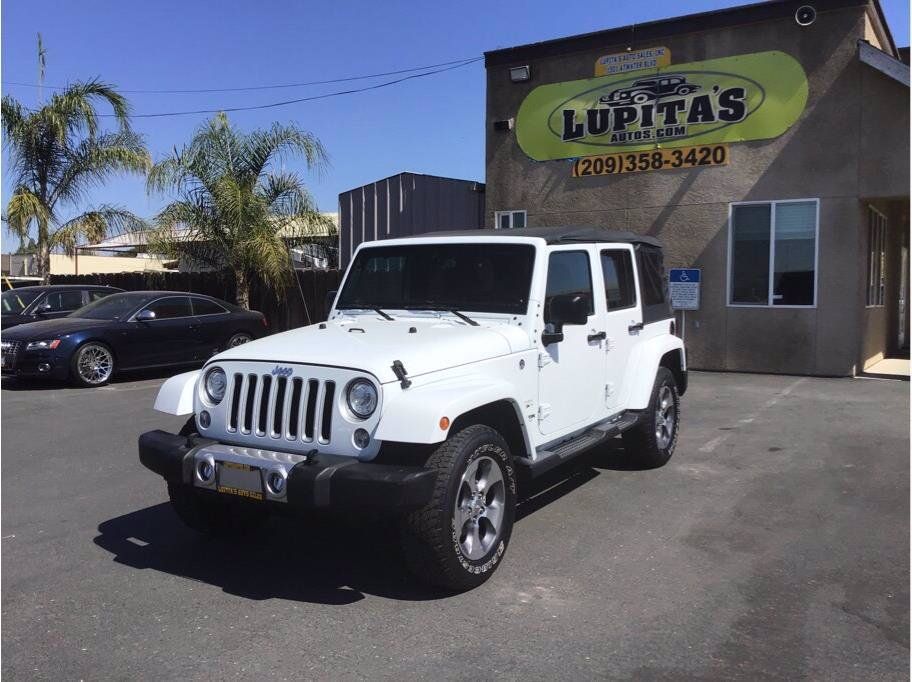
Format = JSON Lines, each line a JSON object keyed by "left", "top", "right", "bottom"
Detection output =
{"left": 515, "top": 51, "right": 808, "bottom": 160}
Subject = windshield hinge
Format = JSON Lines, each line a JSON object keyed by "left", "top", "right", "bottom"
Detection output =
{"left": 391, "top": 360, "right": 412, "bottom": 389}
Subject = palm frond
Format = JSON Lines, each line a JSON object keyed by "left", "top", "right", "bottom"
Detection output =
{"left": 3, "top": 187, "right": 51, "bottom": 239}
{"left": 50, "top": 205, "right": 147, "bottom": 255}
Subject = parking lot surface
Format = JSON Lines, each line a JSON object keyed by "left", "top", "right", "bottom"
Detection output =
{"left": 2, "top": 371, "right": 908, "bottom": 679}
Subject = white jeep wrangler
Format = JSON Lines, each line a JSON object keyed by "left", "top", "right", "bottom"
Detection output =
{"left": 139, "top": 226, "right": 686, "bottom": 591}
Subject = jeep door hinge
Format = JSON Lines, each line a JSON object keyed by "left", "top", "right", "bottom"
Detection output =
{"left": 605, "top": 383, "right": 615, "bottom": 403}
{"left": 537, "top": 352, "right": 552, "bottom": 369}
{"left": 538, "top": 403, "right": 552, "bottom": 422}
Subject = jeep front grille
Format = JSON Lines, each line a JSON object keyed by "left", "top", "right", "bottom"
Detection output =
{"left": 226, "top": 372, "right": 336, "bottom": 444}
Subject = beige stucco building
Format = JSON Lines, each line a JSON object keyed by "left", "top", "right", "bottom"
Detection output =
{"left": 484, "top": 0, "right": 908, "bottom": 375}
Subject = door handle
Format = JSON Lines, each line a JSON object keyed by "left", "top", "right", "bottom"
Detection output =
{"left": 587, "top": 331, "right": 607, "bottom": 343}
{"left": 628, "top": 322, "right": 644, "bottom": 334}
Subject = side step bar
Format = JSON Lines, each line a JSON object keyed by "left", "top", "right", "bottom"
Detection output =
{"left": 515, "top": 412, "right": 640, "bottom": 478}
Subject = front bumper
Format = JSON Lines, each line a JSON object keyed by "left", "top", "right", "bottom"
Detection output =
{"left": 1, "top": 349, "right": 69, "bottom": 380}
{"left": 138, "top": 430, "right": 437, "bottom": 511}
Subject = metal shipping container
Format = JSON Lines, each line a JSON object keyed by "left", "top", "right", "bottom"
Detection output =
{"left": 338, "top": 172, "right": 485, "bottom": 268}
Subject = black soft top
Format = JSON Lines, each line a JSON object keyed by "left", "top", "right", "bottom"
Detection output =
{"left": 422, "top": 226, "right": 663, "bottom": 248}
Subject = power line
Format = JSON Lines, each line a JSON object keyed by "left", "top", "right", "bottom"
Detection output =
{"left": 101, "top": 57, "right": 483, "bottom": 119}
{"left": 2, "top": 56, "right": 481, "bottom": 94}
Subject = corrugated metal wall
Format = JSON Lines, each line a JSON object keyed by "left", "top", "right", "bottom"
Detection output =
{"left": 338, "top": 172, "right": 485, "bottom": 268}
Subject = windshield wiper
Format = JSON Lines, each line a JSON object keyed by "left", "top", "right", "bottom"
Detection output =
{"left": 337, "top": 306, "right": 394, "bottom": 320}
{"left": 447, "top": 310, "right": 479, "bottom": 326}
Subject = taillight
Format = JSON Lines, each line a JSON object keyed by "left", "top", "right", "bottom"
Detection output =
{"left": 260, "top": 315, "right": 268, "bottom": 328}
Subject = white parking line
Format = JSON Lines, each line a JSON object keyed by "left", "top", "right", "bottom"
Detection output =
{"left": 698, "top": 378, "right": 805, "bottom": 453}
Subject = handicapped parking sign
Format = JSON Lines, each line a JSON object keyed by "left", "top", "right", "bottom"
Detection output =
{"left": 669, "top": 268, "right": 701, "bottom": 310}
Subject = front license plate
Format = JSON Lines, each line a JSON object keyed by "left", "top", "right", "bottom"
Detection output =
{"left": 216, "top": 461, "right": 264, "bottom": 501}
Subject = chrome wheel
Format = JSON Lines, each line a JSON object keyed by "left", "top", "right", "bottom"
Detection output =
{"left": 453, "top": 455, "right": 505, "bottom": 561}
{"left": 77, "top": 344, "right": 113, "bottom": 385}
{"left": 227, "top": 333, "right": 252, "bottom": 348}
{"left": 655, "top": 384, "right": 676, "bottom": 449}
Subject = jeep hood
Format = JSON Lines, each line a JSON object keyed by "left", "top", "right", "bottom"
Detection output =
{"left": 213, "top": 317, "right": 529, "bottom": 383}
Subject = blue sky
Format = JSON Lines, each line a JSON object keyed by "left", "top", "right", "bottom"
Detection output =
{"left": 2, "top": 0, "right": 909, "bottom": 249}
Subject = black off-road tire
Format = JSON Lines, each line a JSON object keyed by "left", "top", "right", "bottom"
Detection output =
{"left": 168, "top": 482, "right": 266, "bottom": 537}
{"left": 399, "top": 424, "right": 517, "bottom": 592}
{"left": 622, "top": 366, "right": 680, "bottom": 469}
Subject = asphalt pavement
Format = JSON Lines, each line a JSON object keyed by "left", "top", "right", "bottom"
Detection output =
{"left": 1, "top": 370, "right": 908, "bottom": 679}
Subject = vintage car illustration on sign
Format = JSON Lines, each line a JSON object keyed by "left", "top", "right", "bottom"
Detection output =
{"left": 598, "top": 74, "right": 701, "bottom": 106}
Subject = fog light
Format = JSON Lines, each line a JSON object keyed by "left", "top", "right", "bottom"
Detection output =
{"left": 267, "top": 471, "right": 286, "bottom": 494}
{"left": 353, "top": 428, "right": 370, "bottom": 449}
{"left": 198, "top": 461, "right": 214, "bottom": 482}
{"left": 37, "top": 363, "right": 51, "bottom": 373}
{"left": 199, "top": 411, "right": 211, "bottom": 429}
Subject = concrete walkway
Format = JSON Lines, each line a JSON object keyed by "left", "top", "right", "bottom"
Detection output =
{"left": 864, "top": 357, "right": 911, "bottom": 379}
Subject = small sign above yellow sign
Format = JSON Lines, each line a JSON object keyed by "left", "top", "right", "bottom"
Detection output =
{"left": 595, "top": 47, "right": 671, "bottom": 76}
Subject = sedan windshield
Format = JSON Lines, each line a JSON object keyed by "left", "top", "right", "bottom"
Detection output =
{"left": 1, "top": 289, "right": 40, "bottom": 314}
{"left": 70, "top": 293, "right": 153, "bottom": 320}
{"left": 337, "top": 243, "right": 535, "bottom": 315}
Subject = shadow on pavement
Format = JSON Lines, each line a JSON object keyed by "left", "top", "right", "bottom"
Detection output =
{"left": 94, "top": 440, "right": 649, "bottom": 604}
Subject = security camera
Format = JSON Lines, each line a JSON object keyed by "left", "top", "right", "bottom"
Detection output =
{"left": 795, "top": 5, "right": 816, "bottom": 26}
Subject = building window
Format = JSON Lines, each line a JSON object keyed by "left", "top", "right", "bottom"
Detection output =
{"left": 728, "top": 199, "right": 818, "bottom": 307}
{"left": 495, "top": 210, "right": 526, "bottom": 229}
{"left": 866, "top": 207, "right": 887, "bottom": 307}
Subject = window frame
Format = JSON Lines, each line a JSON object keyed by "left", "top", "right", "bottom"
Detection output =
{"left": 132, "top": 295, "right": 195, "bottom": 321}
{"left": 866, "top": 206, "right": 887, "bottom": 308}
{"left": 726, "top": 198, "right": 820, "bottom": 309}
{"left": 191, "top": 296, "right": 229, "bottom": 316}
{"left": 599, "top": 248, "right": 638, "bottom": 312}
{"left": 494, "top": 210, "right": 527, "bottom": 230}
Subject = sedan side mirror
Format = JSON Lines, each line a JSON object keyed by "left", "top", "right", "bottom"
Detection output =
{"left": 33, "top": 303, "right": 53, "bottom": 316}
{"left": 135, "top": 309, "right": 156, "bottom": 322}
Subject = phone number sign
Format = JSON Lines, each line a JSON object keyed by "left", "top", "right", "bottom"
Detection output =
{"left": 571, "top": 144, "right": 728, "bottom": 177}
{"left": 669, "top": 268, "right": 701, "bottom": 310}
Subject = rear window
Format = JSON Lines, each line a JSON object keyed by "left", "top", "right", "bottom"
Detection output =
{"left": 192, "top": 298, "right": 228, "bottom": 316}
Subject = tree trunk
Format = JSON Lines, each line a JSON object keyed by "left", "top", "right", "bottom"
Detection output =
{"left": 234, "top": 267, "right": 250, "bottom": 309}
{"left": 37, "top": 216, "right": 50, "bottom": 284}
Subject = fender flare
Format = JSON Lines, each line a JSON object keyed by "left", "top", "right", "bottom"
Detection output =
{"left": 375, "top": 376, "right": 530, "bottom": 448}
{"left": 153, "top": 370, "right": 201, "bottom": 416}
{"left": 625, "top": 335, "right": 686, "bottom": 409}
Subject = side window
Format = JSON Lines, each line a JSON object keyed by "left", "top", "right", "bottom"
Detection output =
{"left": 44, "top": 290, "right": 85, "bottom": 312}
{"left": 544, "top": 251, "right": 593, "bottom": 323}
{"left": 636, "top": 246, "right": 672, "bottom": 323}
{"left": 143, "top": 296, "right": 193, "bottom": 320}
{"left": 600, "top": 250, "right": 637, "bottom": 310}
{"left": 192, "top": 297, "right": 228, "bottom": 316}
{"left": 636, "top": 247, "right": 667, "bottom": 306}
{"left": 88, "top": 290, "right": 111, "bottom": 302}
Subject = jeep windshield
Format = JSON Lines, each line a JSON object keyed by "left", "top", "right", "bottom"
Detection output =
{"left": 337, "top": 243, "right": 535, "bottom": 315}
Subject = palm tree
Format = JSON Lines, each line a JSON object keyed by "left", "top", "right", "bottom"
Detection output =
{"left": 2, "top": 81, "right": 151, "bottom": 282}
{"left": 147, "top": 113, "right": 330, "bottom": 309}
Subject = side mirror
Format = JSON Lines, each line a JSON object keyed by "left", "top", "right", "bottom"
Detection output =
{"left": 33, "top": 303, "right": 52, "bottom": 316}
{"left": 135, "top": 309, "right": 156, "bottom": 322}
{"left": 324, "top": 290, "right": 338, "bottom": 314}
{"left": 542, "top": 294, "right": 589, "bottom": 345}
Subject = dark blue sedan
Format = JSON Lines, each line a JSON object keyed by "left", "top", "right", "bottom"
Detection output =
{"left": 0, "top": 291, "right": 267, "bottom": 386}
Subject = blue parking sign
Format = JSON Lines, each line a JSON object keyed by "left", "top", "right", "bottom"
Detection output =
{"left": 668, "top": 268, "right": 701, "bottom": 310}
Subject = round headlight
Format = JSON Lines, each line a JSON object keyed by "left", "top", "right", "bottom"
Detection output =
{"left": 346, "top": 379, "right": 378, "bottom": 419}
{"left": 204, "top": 367, "right": 227, "bottom": 404}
